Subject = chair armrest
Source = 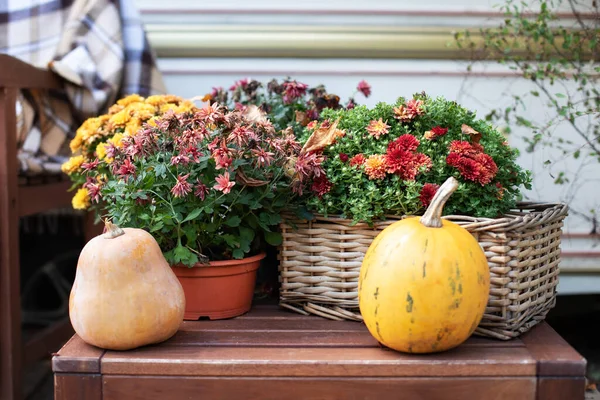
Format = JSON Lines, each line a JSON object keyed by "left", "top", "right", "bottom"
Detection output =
{"left": 0, "top": 54, "right": 61, "bottom": 90}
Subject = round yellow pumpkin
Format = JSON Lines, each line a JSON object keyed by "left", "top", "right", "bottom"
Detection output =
{"left": 69, "top": 221, "right": 186, "bottom": 350}
{"left": 358, "top": 177, "right": 490, "bottom": 353}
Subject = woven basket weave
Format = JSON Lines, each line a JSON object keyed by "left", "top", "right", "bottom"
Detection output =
{"left": 278, "top": 202, "right": 568, "bottom": 340}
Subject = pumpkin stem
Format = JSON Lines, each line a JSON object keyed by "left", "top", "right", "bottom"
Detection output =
{"left": 103, "top": 219, "right": 125, "bottom": 239}
{"left": 419, "top": 177, "right": 459, "bottom": 228}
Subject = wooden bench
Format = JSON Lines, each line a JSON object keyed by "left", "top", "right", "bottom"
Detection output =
{"left": 52, "top": 305, "right": 586, "bottom": 400}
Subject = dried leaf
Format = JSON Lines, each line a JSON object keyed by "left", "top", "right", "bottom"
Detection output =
{"left": 461, "top": 124, "right": 482, "bottom": 144}
{"left": 244, "top": 104, "right": 268, "bottom": 123}
{"left": 235, "top": 169, "right": 269, "bottom": 187}
{"left": 295, "top": 110, "right": 310, "bottom": 126}
{"left": 301, "top": 118, "right": 345, "bottom": 154}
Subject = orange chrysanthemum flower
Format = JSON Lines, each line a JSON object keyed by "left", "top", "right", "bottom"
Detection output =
{"left": 366, "top": 118, "right": 390, "bottom": 139}
{"left": 363, "top": 154, "right": 388, "bottom": 180}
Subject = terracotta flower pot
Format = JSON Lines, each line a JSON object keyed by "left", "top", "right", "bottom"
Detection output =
{"left": 172, "top": 252, "right": 265, "bottom": 320}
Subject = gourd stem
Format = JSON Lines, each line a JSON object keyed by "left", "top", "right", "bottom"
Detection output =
{"left": 419, "top": 177, "right": 459, "bottom": 228}
{"left": 103, "top": 220, "right": 125, "bottom": 239}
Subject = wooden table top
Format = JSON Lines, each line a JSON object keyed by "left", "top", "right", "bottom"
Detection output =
{"left": 52, "top": 305, "right": 587, "bottom": 400}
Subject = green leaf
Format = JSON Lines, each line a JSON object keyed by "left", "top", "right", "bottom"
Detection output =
{"left": 224, "top": 215, "right": 242, "bottom": 227}
{"left": 150, "top": 221, "right": 164, "bottom": 232}
{"left": 183, "top": 208, "right": 202, "bottom": 223}
{"left": 264, "top": 231, "right": 282, "bottom": 246}
{"left": 232, "top": 248, "right": 245, "bottom": 259}
{"left": 555, "top": 93, "right": 566, "bottom": 98}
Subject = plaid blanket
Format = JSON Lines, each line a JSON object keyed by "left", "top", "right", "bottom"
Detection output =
{"left": 1, "top": 0, "right": 166, "bottom": 175}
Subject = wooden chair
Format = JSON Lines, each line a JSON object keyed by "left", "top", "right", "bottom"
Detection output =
{"left": 0, "top": 54, "right": 84, "bottom": 400}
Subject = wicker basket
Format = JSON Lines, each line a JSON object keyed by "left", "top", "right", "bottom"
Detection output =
{"left": 278, "top": 202, "right": 568, "bottom": 340}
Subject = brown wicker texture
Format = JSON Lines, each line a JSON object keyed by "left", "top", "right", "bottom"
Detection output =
{"left": 278, "top": 202, "right": 568, "bottom": 340}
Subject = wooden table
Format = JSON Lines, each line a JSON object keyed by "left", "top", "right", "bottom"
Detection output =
{"left": 52, "top": 305, "right": 586, "bottom": 400}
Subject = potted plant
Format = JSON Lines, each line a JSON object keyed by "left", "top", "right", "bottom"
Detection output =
{"left": 89, "top": 101, "right": 317, "bottom": 320}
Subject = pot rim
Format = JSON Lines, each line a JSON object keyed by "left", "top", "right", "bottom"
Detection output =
{"left": 171, "top": 251, "right": 266, "bottom": 269}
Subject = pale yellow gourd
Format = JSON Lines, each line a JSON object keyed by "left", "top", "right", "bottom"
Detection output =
{"left": 69, "top": 221, "right": 185, "bottom": 350}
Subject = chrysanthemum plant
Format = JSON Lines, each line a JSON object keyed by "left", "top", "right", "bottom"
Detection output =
{"left": 62, "top": 94, "right": 197, "bottom": 212}
{"left": 296, "top": 93, "right": 532, "bottom": 223}
{"left": 206, "top": 78, "right": 372, "bottom": 137}
{"left": 98, "top": 103, "right": 318, "bottom": 266}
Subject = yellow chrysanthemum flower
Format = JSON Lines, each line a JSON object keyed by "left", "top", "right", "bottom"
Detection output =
{"left": 117, "top": 94, "right": 144, "bottom": 107}
{"left": 72, "top": 188, "right": 91, "bottom": 210}
{"left": 125, "top": 120, "right": 142, "bottom": 136}
{"left": 147, "top": 117, "right": 158, "bottom": 127}
{"left": 109, "top": 109, "right": 130, "bottom": 126}
{"left": 69, "top": 135, "right": 83, "bottom": 153}
{"left": 175, "top": 100, "right": 196, "bottom": 114}
{"left": 159, "top": 103, "right": 178, "bottom": 114}
{"left": 108, "top": 133, "right": 125, "bottom": 148}
{"left": 61, "top": 155, "right": 85, "bottom": 175}
{"left": 144, "top": 95, "right": 167, "bottom": 106}
{"left": 96, "top": 142, "right": 108, "bottom": 160}
{"left": 161, "top": 94, "right": 184, "bottom": 103}
{"left": 130, "top": 103, "right": 156, "bottom": 120}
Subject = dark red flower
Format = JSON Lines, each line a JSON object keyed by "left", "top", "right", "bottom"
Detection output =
{"left": 194, "top": 180, "right": 209, "bottom": 200}
{"left": 420, "top": 183, "right": 440, "bottom": 208}
{"left": 346, "top": 98, "right": 356, "bottom": 110}
{"left": 116, "top": 158, "right": 136, "bottom": 177}
{"left": 83, "top": 178, "right": 102, "bottom": 203}
{"left": 474, "top": 153, "right": 498, "bottom": 184}
{"left": 339, "top": 153, "right": 349, "bottom": 162}
{"left": 357, "top": 80, "right": 372, "bottom": 97}
{"left": 311, "top": 175, "right": 332, "bottom": 198}
{"left": 282, "top": 81, "right": 308, "bottom": 104}
{"left": 81, "top": 159, "right": 100, "bottom": 172}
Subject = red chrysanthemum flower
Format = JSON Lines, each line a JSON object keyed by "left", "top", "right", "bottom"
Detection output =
{"left": 349, "top": 153, "right": 366, "bottom": 167}
{"left": 388, "top": 134, "right": 420, "bottom": 153}
{"left": 446, "top": 152, "right": 461, "bottom": 167}
{"left": 449, "top": 140, "right": 484, "bottom": 156}
{"left": 339, "top": 153, "right": 349, "bottom": 162}
{"left": 366, "top": 118, "right": 390, "bottom": 139}
{"left": 474, "top": 153, "right": 498, "bottom": 185}
{"left": 307, "top": 120, "right": 318, "bottom": 130}
{"left": 425, "top": 126, "right": 448, "bottom": 140}
{"left": 357, "top": 80, "right": 372, "bottom": 97}
{"left": 346, "top": 98, "right": 356, "bottom": 110}
{"left": 81, "top": 159, "right": 100, "bottom": 172}
{"left": 171, "top": 174, "right": 192, "bottom": 198}
{"left": 385, "top": 148, "right": 431, "bottom": 181}
{"left": 311, "top": 175, "right": 332, "bottom": 198}
{"left": 456, "top": 157, "right": 481, "bottom": 183}
{"left": 420, "top": 183, "right": 440, "bottom": 208}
